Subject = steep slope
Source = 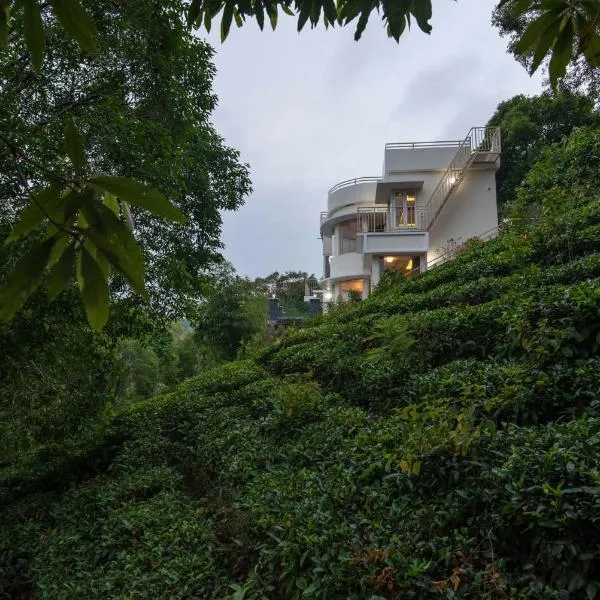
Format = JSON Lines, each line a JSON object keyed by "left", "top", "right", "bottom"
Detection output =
{"left": 2, "top": 194, "right": 600, "bottom": 598}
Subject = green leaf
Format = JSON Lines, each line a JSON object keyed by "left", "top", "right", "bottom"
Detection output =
{"left": 121, "top": 201, "right": 134, "bottom": 229}
{"left": 411, "top": 0, "right": 432, "bottom": 34}
{"left": 82, "top": 203, "right": 146, "bottom": 296}
{"left": 187, "top": 0, "right": 202, "bottom": 26}
{"left": 64, "top": 117, "right": 85, "bottom": 174}
{"left": 233, "top": 6, "right": 243, "bottom": 27}
{"left": 297, "top": 0, "right": 312, "bottom": 31}
{"left": 48, "top": 233, "right": 70, "bottom": 267}
{"left": 5, "top": 183, "right": 63, "bottom": 244}
{"left": 23, "top": 0, "right": 45, "bottom": 72}
{"left": 64, "top": 186, "right": 94, "bottom": 222}
{"left": 530, "top": 15, "right": 561, "bottom": 73}
{"left": 78, "top": 246, "right": 109, "bottom": 330}
{"left": 0, "top": 237, "right": 55, "bottom": 322}
{"left": 514, "top": 11, "right": 558, "bottom": 55}
{"left": 221, "top": 1, "right": 234, "bottom": 41}
{"left": 47, "top": 242, "right": 75, "bottom": 300}
{"left": 49, "top": 0, "right": 97, "bottom": 53}
{"left": 281, "top": 3, "right": 294, "bottom": 16}
{"left": 254, "top": 0, "right": 265, "bottom": 29}
{"left": 548, "top": 17, "right": 574, "bottom": 88}
{"left": 267, "top": 2, "right": 278, "bottom": 30}
{"left": 355, "top": 9, "right": 371, "bottom": 41}
{"left": 322, "top": 0, "right": 337, "bottom": 25}
{"left": 103, "top": 191, "right": 119, "bottom": 216}
{"left": 90, "top": 175, "right": 187, "bottom": 223}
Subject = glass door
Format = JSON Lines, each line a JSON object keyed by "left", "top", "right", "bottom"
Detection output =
{"left": 392, "top": 191, "right": 417, "bottom": 229}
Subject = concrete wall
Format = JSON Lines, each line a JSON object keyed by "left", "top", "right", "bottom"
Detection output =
{"left": 384, "top": 146, "right": 459, "bottom": 174}
{"left": 427, "top": 167, "right": 498, "bottom": 263}
{"left": 329, "top": 252, "right": 369, "bottom": 281}
{"left": 361, "top": 231, "right": 428, "bottom": 254}
{"left": 328, "top": 181, "right": 377, "bottom": 213}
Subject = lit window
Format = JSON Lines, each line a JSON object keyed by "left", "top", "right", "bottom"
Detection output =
{"left": 393, "top": 191, "right": 417, "bottom": 228}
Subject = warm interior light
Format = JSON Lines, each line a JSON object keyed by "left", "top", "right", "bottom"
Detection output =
{"left": 384, "top": 256, "right": 395, "bottom": 264}
{"left": 406, "top": 259, "right": 413, "bottom": 271}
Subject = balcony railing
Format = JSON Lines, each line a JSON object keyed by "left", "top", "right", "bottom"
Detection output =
{"left": 385, "top": 139, "right": 464, "bottom": 150}
{"left": 357, "top": 206, "right": 426, "bottom": 233}
{"left": 328, "top": 176, "right": 380, "bottom": 197}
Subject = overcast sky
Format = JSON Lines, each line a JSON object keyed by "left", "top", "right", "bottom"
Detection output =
{"left": 202, "top": 0, "right": 544, "bottom": 279}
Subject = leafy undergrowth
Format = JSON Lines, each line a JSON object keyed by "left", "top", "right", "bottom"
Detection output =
{"left": 2, "top": 199, "right": 600, "bottom": 599}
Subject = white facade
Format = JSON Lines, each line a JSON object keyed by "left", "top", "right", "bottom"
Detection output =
{"left": 319, "top": 127, "right": 501, "bottom": 301}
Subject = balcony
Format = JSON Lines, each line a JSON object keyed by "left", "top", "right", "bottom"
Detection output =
{"left": 328, "top": 253, "right": 368, "bottom": 281}
{"left": 357, "top": 207, "right": 428, "bottom": 255}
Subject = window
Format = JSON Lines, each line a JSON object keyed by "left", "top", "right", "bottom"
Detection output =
{"left": 393, "top": 191, "right": 417, "bottom": 228}
{"left": 381, "top": 255, "right": 421, "bottom": 279}
{"left": 323, "top": 255, "right": 331, "bottom": 279}
{"left": 340, "top": 279, "right": 364, "bottom": 293}
{"left": 339, "top": 220, "right": 357, "bottom": 254}
{"left": 339, "top": 279, "right": 364, "bottom": 300}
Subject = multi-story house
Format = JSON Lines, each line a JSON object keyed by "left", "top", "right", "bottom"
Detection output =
{"left": 319, "top": 127, "right": 501, "bottom": 301}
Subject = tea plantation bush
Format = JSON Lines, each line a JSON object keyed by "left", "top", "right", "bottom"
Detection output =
{"left": 3, "top": 138, "right": 600, "bottom": 597}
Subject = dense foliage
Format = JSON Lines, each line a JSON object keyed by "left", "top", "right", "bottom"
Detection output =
{"left": 2, "top": 127, "right": 600, "bottom": 599}
{"left": 194, "top": 266, "right": 268, "bottom": 361}
{"left": 0, "top": 0, "right": 251, "bottom": 327}
{"left": 487, "top": 91, "right": 598, "bottom": 210}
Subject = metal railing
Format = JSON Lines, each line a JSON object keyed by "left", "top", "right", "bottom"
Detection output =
{"left": 422, "top": 127, "right": 500, "bottom": 231}
{"left": 328, "top": 176, "right": 380, "bottom": 197}
{"left": 385, "top": 139, "right": 464, "bottom": 150}
{"left": 357, "top": 207, "right": 387, "bottom": 232}
{"left": 304, "top": 278, "right": 321, "bottom": 296}
{"left": 404, "top": 226, "right": 499, "bottom": 279}
{"left": 357, "top": 206, "right": 427, "bottom": 232}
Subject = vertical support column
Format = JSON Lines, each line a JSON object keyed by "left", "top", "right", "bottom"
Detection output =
{"left": 268, "top": 297, "right": 281, "bottom": 321}
{"left": 309, "top": 298, "right": 321, "bottom": 317}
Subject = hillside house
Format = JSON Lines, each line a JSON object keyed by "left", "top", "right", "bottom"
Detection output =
{"left": 319, "top": 127, "right": 501, "bottom": 301}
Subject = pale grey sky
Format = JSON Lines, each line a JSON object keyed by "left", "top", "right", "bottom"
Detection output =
{"left": 202, "top": 0, "right": 544, "bottom": 278}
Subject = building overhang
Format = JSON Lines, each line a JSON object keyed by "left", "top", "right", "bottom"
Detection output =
{"left": 360, "top": 230, "right": 429, "bottom": 254}
{"left": 375, "top": 180, "right": 424, "bottom": 204}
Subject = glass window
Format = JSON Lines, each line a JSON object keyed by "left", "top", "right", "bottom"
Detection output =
{"left": 381, "top": 255, "right": 421, "bottom": 279}
{"left": 393, "top": 191, "right": 417, "bottom": 228}
{"left": 340, "top": 220, "right": 357, "bottom": 254}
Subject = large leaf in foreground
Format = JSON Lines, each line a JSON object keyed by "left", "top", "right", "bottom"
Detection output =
{"left": 90, "top": 176, "right": 187, "bottom": 223}
{"left": 78, "top": 246, "right": 109, "bottom": 330}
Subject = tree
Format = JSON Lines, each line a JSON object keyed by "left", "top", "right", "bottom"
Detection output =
{"left": 0, "top": 0, "right": 251, "bottom": 327}
{"left": 186, "top": 1, "right": 600, "bottom": 89}
{"left": 194, "top": 264, "right": 267, "bottom": 361}
{"left": 493, "top": 0, "right": 600, "bottom": 98}
{"left": 255, "top": 270, "right": 317, "bottom": 316}
{"left": 513, "top": 125, "right": 600, "bottom": 213}
{"left": 487, "top": 91, "right": 599, "bottom": 211}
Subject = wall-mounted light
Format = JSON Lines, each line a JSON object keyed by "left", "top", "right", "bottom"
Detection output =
{"left": 323, "top": 291, "right": 333, "bottom": 301}
{"left": 384, "top": 256, "right": 395, "bottom": 264}
{"left": 405, "top": 259, "right": 413, "bottom": 271}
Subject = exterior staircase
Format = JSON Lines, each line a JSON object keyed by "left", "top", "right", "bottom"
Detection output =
{"left": 422, "top": 127, "right": 501, "bottom": 231}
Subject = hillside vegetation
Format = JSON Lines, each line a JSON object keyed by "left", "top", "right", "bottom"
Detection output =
{"left": 2, "top": 129, "right": 600, "bottom": 598}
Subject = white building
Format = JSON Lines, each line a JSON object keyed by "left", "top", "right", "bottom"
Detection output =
{"left": 319, "top": 127, "right": 501, "bottom": 301}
